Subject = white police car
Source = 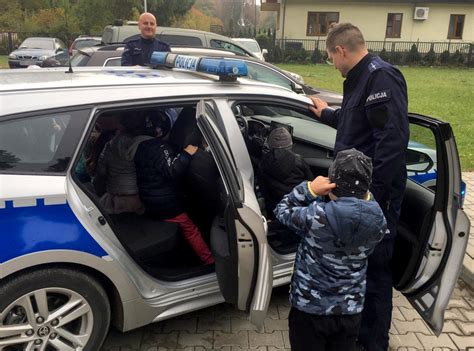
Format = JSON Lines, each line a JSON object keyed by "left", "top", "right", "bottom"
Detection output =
{"left": 0, "top": 56, "right": 470, "bottom": 350}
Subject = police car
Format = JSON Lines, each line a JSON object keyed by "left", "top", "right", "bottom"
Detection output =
{"left": 0, "top": 56, "right": 470, "bottom": 350}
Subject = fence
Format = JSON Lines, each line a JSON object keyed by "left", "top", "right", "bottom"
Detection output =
{"left": 265, "top": 38, "right": 473, "bottom": 67}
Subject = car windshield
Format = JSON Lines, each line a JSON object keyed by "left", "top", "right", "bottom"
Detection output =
{"left": 74, "top": 39, "right": 101, "bottom": 49}
{"left": 70, "top": 52, "right": 91, "bottom": 66}
{"left": 19, "top": 38, "right": 54, "bottom": 50}
{"left": 234, "top": 40, "right": 260, "bottom": 53}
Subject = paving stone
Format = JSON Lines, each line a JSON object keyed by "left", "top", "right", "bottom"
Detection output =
{"left": 388, "top": 332, "right": 424, "bottom": 349}
{"left": 101, "top": 328, "right": 143, "bottom": 351}
{"left": 230, "top": 347, "right": 266, "bottom": 351}
{"left": 266, "top": 304, "right": 280, "bottom": 319}
{"left": 197, "top": 316, "right": 231, "bottom": 333}
{"left": 248, "top": 331, "right": 284, "bottom": 348}
{"left": 267, "top": 348, "right": 291, "bottom": 351}
{"left": 396, "top": 347, "right": 420, "bottom": 351}
{"left": 444, "top": 308, "right": 468, "bottom": 321}
{"left": 177, "top": 331, "right": 214, "bottom": 348}
{"left": 162, "top": 318, "right": 197, "bottom": 333}
{"left": 231, "top": 317, "right": 258, "bottom": 333}
{"left": 276, "top": 304, "right": 290, "bottom": 320}
{"left": 282, "top": 330, "right": 290, "bottom": 349}
{"left": 392, "top": 306, "right": 405, "bottom": 321}
{"left": 214, "top": 331, "right": 249, "bottom": 348}
{"left": 399, "top": 306, "right": 422, "bottom": 321}
{"left": 455, "top": 321, "right": 474, "bottom": 335}
{"left": 441, "top": 320, "right": 463, "bottom": 335}
{"left": 393, "top": 295, "right": 413, "bottom": 308}
{"left": 415, "top": 333, "right": 457, "bottom": 349}
{"left": 460, "top": 308, "right": 474, "bottom": 321}
{"left": 392, "top": 319, "right": 432, "bottom": 336}
{"left": 448, "top": 298, "right": 471, "bottom": 310}
{"left": 432, "top": 348, "right": 457, "bottom": 351}
{"left": 389, "top": 322, "right": 398, "bottom": 335}
{"left": 449, "top": 333, "right": 474, "bottom": 350}
{"left": 140, "top": 331, "right": 178, "bottom": 350}
{"left": 264, "top": 318, "right": 289, "bottom": 333}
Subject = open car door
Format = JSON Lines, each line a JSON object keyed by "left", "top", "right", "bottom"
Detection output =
{"left": 196, "top": 100, "right": 272, "bottom": 329}
{"left": 394, "top": 114, "right": 470, "bottom": 335}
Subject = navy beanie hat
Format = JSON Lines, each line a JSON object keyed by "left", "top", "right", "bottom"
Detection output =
{"left": 328, "top": 148, "right": 373, "bottom": 198}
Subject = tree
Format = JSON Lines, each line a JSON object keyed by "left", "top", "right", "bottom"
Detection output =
{"left": 147, "top": 0, "right": 195, "bottom": 26}
{"left": 0, "top": 0, "right": 23, "bottom": 31}
{"left": 173, "top": 6, "right": 222, "bottom": 32}
{"left": 75, "top": 0, "right": 113, "bottom": 35}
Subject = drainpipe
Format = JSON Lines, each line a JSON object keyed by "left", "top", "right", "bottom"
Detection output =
{"left": 281, "top": 0, "right": 287, "bottom": 41}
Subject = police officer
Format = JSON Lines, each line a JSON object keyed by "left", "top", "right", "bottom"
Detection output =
{"left": 309, "top": 23, "right": 409, "bottom": 351}
{"left": 121, "top": 12, "right": 170, "bottom": 66}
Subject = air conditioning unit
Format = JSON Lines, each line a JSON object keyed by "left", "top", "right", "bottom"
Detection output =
{"left": 414, "top": 7, "right": 429, "bottom": 20}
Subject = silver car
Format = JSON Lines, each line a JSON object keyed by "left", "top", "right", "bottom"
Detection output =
{"left": 0, "top": 62, "right": 469, "bottom": 350}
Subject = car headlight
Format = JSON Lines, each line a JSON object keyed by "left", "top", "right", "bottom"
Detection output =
{"left": 8, "top": 54, "right": 17, "bottom": 59}
{"left": 39, "top": 55, "right": 49, "bottom": 61}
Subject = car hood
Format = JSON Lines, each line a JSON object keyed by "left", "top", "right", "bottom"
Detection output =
{"left": 11, "top": 48, "right": 55, "bottom": 57}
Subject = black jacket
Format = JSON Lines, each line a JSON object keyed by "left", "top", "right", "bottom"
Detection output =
{"left": 320, "top": 54, "right": 409, "bottom": 237}
{"left": 121, "top": 37, "right": 170, "bottom": 66}
{"left": 260, "top": 148, "right": 313, "bottom": 216}
{"left": 134, "top": 138, "right": 191, "bottom": 219}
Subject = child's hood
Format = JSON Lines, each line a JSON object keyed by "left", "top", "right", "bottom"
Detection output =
{"left": 323, "top": 197, "right": 386, "bottom": 247}
{"left": 109, "top": 134, "right": 153, "bottom": 161}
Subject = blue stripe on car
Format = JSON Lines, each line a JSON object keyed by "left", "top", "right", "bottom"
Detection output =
{"left": 0, "top": 198, "right": 107, "bottom": 263}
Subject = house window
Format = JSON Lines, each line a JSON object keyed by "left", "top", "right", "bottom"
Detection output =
{"left": 448, "top": 14, "right": 465, "bottom": 39}
{"left": 307, "top": 12, "right": 339, "bottom": 36}
{"left": 386, "top": 13, "right": 403, "bottom": 38}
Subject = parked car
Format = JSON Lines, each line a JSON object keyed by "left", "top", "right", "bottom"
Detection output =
{"left": 232, "top": 38, "right": 268, "bottom": 61}
{"left": 8, "top": 37, "right": 69, "bottom": 68}
{"left": 0, "top": 59, "right": 469, "bottom": 350}
{"left": 69, "top": 36, "right": 102, "bottom": 56}
{"left": 101, "top": 20, "right": 259, "bottom": 59}
{"left": 70, "top": 45, "right": 339, "bottom": 102}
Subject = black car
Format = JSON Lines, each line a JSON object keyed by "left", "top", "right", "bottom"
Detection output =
{"left": 8, "top": 37, "right": 69, "bottom": 68}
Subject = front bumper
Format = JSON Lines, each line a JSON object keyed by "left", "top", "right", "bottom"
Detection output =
{"left": 8, "top": 59, "right": 44, "bottom": 68}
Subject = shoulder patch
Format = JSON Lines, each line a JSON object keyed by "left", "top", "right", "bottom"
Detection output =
{"left": 365, "top": 89, "right": 391, "bottom": 106}
{"left": 368, "top": 61, "right": 381, "bottom": 73}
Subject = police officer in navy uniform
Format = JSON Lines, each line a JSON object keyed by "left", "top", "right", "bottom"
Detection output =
{"left": 121, "top": 12, "right": 170, "bottom": 66}
{"left": 309, "top": 23, "right": 409, "bottom": 351}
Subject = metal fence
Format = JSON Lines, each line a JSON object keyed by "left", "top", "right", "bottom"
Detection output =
{"left": 267, "top": 38, "right": 473, "bottom": 66}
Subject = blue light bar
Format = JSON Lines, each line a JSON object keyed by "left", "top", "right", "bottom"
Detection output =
{"left": 150, "top": 51, "right": 248, "bottom": 80}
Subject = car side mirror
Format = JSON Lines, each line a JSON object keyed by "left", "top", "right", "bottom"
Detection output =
{"left": 290, "top": 81, "right": 304, "bottom": 94}
{"left": 406, "top": 148, "right": 434, "bottom": 173}
{"left": 262, "top": 48, "right": 268, "bottom": 56}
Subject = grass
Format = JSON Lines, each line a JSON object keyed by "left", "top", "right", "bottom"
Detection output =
{"left": 276, "top": 64, "right": 474, "bottom": 171}
{"left": 0, "top": 55, "right": 8, "bottom": 69}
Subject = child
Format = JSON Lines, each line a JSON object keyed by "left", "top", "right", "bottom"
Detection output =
{"left": 259, "top": 127, "right": 313, "bottom": 217}
{"left": 134, "top": 113, "right": 214, "bottom": 265}
{"left": 274, "top": 148, "right": 387, "bottom": 351}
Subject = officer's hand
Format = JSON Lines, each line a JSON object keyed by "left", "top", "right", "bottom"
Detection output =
{"left": 310, "top": 176, "right": 336, "bottom": 196}
{"left": 184, "top": 145, "right": 198, "bottom": 155}
{"left": 308, "top": 96, "right": 328, "bottom": 118}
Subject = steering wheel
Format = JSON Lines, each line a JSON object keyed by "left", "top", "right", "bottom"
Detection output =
{"left": 235, "top": 115, "right": 248, "bottom": 138}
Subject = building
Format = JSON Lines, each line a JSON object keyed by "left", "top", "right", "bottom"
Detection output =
{"left": 261, "top": 0, "right": 473, "bottom": 43}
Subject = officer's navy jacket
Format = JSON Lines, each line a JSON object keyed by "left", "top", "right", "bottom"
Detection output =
{"left": 121, "top": 37, "right": 170, "bottom": 66}
{"left": 320, "top": 54, "right": 408, "bottom": 237}
{"left": 275, "top": 181, "right": 387, "bottom": 315}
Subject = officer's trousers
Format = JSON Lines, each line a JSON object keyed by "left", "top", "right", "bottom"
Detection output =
{"left": 358, "top": 237, "right": 395, "bottom": 351}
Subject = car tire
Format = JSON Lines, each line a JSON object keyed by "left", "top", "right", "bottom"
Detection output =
{"left": 0, "top": 267, "right": 110, "bottom": 351}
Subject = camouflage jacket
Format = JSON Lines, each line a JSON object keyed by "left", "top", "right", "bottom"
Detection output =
{"left": 274, "top": 181, "right": 387, "bottom": 315}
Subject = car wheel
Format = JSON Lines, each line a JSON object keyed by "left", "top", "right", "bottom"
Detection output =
{"left": 0, "top": 268, "right": 110, "bottom": 351}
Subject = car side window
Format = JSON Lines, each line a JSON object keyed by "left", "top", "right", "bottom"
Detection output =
{"left": 407, "top": 124, "right": 438, "bottom": 191}
{"left": 0, "top": 110, "right": 89, "bottom": 174}
{"left": 159, "top": 34, "right": 203, "bottom": 47}
{"left": 210, "top": 40, "right": 246, "bottom": 55}
{"left": 246, "top": 62, "right": 293, "bottom": 91}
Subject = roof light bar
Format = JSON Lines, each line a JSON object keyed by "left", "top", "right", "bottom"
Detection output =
{"left": 150, "top": 51, "right": 248, "bottom": 80}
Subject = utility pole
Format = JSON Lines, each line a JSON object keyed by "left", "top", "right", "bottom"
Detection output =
{"left": 144, "top": 0, "right": 147, "bottom": 12}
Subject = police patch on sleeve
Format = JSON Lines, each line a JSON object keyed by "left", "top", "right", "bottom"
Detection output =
{"left": 365, "top": 89, "right": 391, "bottom": 106}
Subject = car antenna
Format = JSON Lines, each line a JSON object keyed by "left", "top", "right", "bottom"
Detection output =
{"left": 66, "top": 45, "right": 74, "bottom": 74}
